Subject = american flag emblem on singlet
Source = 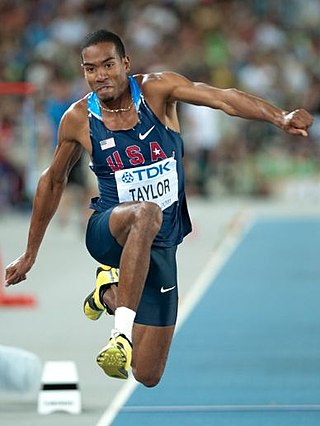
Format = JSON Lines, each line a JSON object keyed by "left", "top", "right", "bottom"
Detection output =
{"left": 99, "top": 137, "right": 115, "bottom": 150}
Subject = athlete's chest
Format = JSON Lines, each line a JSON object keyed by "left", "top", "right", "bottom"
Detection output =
{"left": 90, "top": 115, "right": 177, "bottom": 173}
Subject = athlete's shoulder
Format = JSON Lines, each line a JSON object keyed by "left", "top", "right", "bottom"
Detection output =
{"left": 58, "top": 94, "right": 90, "bottom": 143}
{"left": 58, "top": 95, "right": 89, "bottom": 130}
{"left": 135, "top": 72, "right": 192, "bottom": 99}
{"left": 136, "top": 71, "right": 186, "bottom": 86}
{"left": 63, "top": 94, "right": 89, "bottom": 119}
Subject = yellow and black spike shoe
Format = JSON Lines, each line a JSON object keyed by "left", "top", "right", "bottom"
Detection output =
{"left": 83, "top": 265, "right": 119, "bottom": 320}
{"left": 96, "top": 330, "right": 132, "bottom": 379}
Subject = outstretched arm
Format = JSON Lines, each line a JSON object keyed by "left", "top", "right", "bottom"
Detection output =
{"left": 148, "top": 72, "right": 313, "bottom": 136}
{"left": 5, "top": 111, "right": 84, "bottom": 286}
{"left": 183, "top": 83, "right": 312, "bottom": 137}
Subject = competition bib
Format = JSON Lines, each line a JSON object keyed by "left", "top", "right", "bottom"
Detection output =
{"left": 115, "top": 157, "right": 178, "bottom": 211}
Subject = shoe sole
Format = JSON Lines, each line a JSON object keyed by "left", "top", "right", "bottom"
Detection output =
{"left": 97, "top": 347, "right": 128, "bottom": 379}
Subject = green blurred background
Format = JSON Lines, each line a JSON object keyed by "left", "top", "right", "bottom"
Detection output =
{"left": 1, "top": 0, "right": 319, "bottom": 218}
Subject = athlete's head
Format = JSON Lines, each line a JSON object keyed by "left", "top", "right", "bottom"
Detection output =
{"left": 80, "top": 30, "right": 126, "bottom": 61}
{"left": 80, "top": 30, "right": 130, "bottom": 103}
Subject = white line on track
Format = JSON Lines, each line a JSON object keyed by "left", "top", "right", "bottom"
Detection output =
{"left": 96, "top": 210, "right": 253, "bottom": 426}
{"left": 121, "top": 404, "right": 320, "bottom": 413}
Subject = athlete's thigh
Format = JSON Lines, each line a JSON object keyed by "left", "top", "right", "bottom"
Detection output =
{"left": 135, "top": 245, "right": 178, "bottom": 326}
{"left": 85, "top": 208, "right": 123, "bottom": 266}
{"left": 131, "top": 323, "right": 175, "bottom": 385}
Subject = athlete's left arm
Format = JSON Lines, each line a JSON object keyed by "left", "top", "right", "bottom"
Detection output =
{"left": 161, "top": 72, "right": 313, "bottom": 136}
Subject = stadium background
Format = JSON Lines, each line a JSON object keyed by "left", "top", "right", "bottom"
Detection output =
{"left": 1, "top": 0, "right": 320, "bottom": 213}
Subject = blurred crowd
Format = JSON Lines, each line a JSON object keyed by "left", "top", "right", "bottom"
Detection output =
{"left": 1, "top": 0, "right": 320, "bottom": 214}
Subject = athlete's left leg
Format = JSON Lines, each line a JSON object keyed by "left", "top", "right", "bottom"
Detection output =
{"left": 87, "top": 241, "right": 178, "bottom": 383}
{"left": 131, "top": 323, "right": 175, "bottom": 387}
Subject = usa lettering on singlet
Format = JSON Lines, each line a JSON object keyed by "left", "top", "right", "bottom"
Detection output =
{"left": 115, "top": 157, "right": 178, "bottom": 211}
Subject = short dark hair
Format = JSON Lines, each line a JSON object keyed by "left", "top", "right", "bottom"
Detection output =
{"left": 80, "top": 30, "right": 126, "bottom": 59}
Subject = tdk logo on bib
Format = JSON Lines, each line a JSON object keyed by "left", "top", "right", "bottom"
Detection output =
{"left": 122, "top": 161, "right": 171, "bottom": 183}
{"left": 115, "top": 157, "right": 178, "bottom": 211}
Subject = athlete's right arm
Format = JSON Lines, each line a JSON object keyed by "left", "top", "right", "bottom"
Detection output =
{"left": 5, "top": 104, "right": 86, "bottom": 286}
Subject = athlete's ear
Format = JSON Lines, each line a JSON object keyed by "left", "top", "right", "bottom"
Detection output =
{"left": 123, "top": 55, "right": 131, "bottom": 74}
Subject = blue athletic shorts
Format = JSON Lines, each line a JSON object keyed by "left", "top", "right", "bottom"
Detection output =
{"left": 86, "top": 209, "right": 178, "bottom": 326}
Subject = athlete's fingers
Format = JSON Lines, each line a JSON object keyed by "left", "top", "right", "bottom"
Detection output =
{"left": 287, "top": 127, "right": 308, "bottom": 137}
{"left": 5, "top": 265, "right": 26, "bottom": 286}
{"left": 5, "top": 274, "right": 27, "bottom": 287}
{"left": 283, "top": 110, "right": 313, "bottom": 136}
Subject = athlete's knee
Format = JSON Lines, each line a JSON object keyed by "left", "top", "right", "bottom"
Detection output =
{"left": 131, "top": 354, "right": 164, "bottom": 387}
{"left": 132, "top": 368, "right": 162, "bottom": 388}
{"left": 133, "top": 202, "right": 162, "bottom": 236}
{"left": 110, "top": 202, "right": 162, "bottom": 246}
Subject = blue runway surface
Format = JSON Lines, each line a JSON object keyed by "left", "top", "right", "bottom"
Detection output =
{"left": 111, "top": 218, "right": 320, "bottom": 426}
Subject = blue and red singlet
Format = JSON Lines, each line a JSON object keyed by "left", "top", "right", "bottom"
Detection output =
{"left": 87, "top": 75, "right": 192, "bottom": 248}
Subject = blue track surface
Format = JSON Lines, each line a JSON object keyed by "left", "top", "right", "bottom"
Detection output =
{"left": 112, "top": 218, "right": 320, "bottom": 425}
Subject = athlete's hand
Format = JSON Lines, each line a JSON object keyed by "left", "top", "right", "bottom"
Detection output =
{"left": 282, "top": 109, "right": 313, "bottom": 137}
{"left": 5, "top": 254, "right": 34, "bottom": 287}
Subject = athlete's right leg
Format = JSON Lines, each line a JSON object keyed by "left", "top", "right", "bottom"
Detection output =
{"left": 109, "top": 201, "right": 163, "bottom": 311}
{"left": 86, "top": 201, "right": 163, "bottom": 313}
{"left": 86, "top": 201, "right": 163, "bottom": 379}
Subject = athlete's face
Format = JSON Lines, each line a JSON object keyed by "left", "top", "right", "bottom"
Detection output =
{"left": 81, "top": 42, "right": 130, "bottom": 102}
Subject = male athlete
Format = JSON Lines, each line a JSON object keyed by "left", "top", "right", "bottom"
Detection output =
{"left": 5, "top": 30, "right": 313, "bottom": 387}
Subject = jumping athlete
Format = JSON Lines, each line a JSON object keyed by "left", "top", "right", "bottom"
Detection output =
{"left": 5, "top": 30, "right": 313, "bottom": 387}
